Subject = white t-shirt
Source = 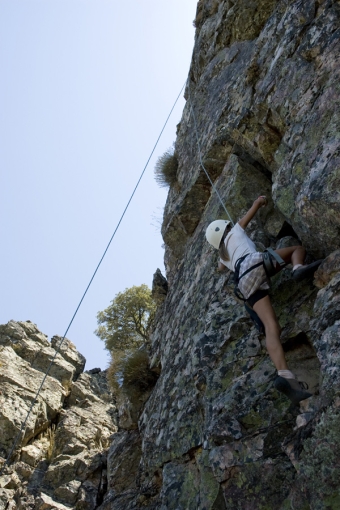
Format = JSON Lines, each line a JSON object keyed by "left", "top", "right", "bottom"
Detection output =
{"left": 220, "top": 223, "right": 257, "bottom": 271}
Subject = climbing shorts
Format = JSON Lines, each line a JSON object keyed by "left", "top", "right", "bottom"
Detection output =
{"left": 238, "top": 252, "right": 270, "bottom": 300}
{"left": 247, "top": 288, "right": 269, "bottom": 307}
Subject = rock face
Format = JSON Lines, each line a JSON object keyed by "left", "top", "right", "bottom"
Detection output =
{"left": 2, "top": 1, "right": 340, "bottom": 509}
{"left": 100, "top": 1, "right": 340, "bottom": 509}
{"left": 0, "top": 321, "right": 117, "bottom": 509}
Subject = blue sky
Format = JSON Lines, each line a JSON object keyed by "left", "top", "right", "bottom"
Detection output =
{"left": 0, "top": 0, "right": 197, "bottom": 368}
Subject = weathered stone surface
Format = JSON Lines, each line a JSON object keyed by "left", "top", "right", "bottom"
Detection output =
{"left": 0, "top": 321, "right": 50, "bottom": 347}
{"left": 51, "top": 335, "right": 86, "bottom": 378}
{"left": 39, "top": 369, "right": 117, "bottom": 507}
{"left": 54, "top": 480, "right": 81, "bottom": 506}
{"left": 311, "top": 272, "right": 340, "bottom": 399}
{"left": 98, "top": 430, "right": 155, "bottom": 510}
{"left": 0, "top": 472, "right": 20, "bottom": 490}
{"left": 314, "top": 249, "right": 340, "bottom": 289}
{"left": 36, "top": 492, "right": 70, "bottom": 510}
{"left": 0, "top": 321, "right": 78, "bottom": 388}
{"left": 0, "top": 345, "right": 67, "bottom": 455}
{"left": 104, "top": 1, "right": 340, "bottom": 508}
{"left": 2, "top": 1, "right": 340, "bottom": 509}
{"left": 52, "top": 402, "right": 114, "bottom": 457}
{"left": 0, "top": 489, "right": 15, "bottom": 510}
{"left": 163, "top": 0, "right": 340, "bottom": 274}
{"left": 116, "top": 394, "right": 139, "bottom": 431}
{"left": 67, "top": 371, "right": 112, "bottom": 407}
{"left": 106, "top": 431, "right": 141, "bottom": 494}
{"left": 21, "top": 444, "right": 45, "bottom": 467}
{"left": 152, "top": 268, "right": 168, "bottom": 305}
{"left": 0, "top": 322, "right": 117, "bottom": 509}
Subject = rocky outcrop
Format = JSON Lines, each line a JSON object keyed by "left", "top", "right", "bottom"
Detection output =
{"left": 100, "top": 1, "right": 340, "bottom": 509}
{"left": 2, "top": 1, "right": 340, "bottom": 509}
{"left": 152, "top": 269, "right": 169, "bottom": 305}
{"left": 163, "top": 0, "right": 340, "bottom": 276}
{"left": 0, "top": 321, "right": 117, "bottom": 509}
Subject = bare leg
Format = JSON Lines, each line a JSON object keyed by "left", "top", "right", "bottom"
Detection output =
{"left": 253, "top": 295, "right": 288, "bottom": 370}
{"left": 274, "top": 246, "right": 305, "bottom": 268}
{"left": 274, "top": 245, "right": 322, "bottom": 281}
{"left": 251, "top": 251, "right": 314, "bottom": 403}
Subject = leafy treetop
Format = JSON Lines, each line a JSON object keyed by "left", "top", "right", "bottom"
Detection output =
{"left": 95, "top": 284, "right": 156, "bottom": 352}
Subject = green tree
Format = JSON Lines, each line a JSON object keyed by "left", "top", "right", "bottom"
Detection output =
{"left": 95, "top": 284, "right": 156, "bottom": 352}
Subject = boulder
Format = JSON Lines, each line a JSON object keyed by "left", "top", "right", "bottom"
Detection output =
{"left": 0, "top": 322, "right": 117, "bottom": 509}
{"left": 0, "top": 321, "right": 82, "bottom": 388}
{"left": 36, "top": 492, "right": 71, "bottom": 510}
{"left": 0, "top": 345, "right": 66, "bottom": 455}
{"left": 51, "top": 336, "right": 86, "bottom": 378}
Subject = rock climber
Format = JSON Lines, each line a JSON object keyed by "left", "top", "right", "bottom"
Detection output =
{"left": 205, "top": 196, "right": 322, "bottom": 404}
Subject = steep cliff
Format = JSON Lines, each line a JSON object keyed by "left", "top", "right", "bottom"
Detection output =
{"left": 1, "top": 0, "right": 340, "bottom": 509}
{"left": 99, "top": 0, "right": 340, "bottom": 508}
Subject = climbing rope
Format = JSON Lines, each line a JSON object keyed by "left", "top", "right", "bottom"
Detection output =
{"left": 186, "top": 79, "right": 235, "bottom": 226}
{"left": 0, "top": 82, "right": 186, "bottom": 476}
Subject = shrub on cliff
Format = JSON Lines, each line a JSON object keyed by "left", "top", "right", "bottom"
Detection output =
{"left": 107, "top": 348, "right": 157, "bottom": 395}
{"left": 95, "top": 284, "right": 156, "bottom": 352}
{"left": 154, "top": 147, "right": 178, "bottom": 188}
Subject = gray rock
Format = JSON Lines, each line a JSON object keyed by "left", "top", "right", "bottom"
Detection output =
{"left": 0, "top": 322, "right": 117, "bottom": 509}
{"left": 0, "top": 321, "right": 80, "bottom": 389}
{"left": 87, "top": 368, "right": 101, "bottom": 374}
{"left": 36, "top": 492, "right": 70, "bottom": 510}
{"left": 152, "top": 268, "right": 168, "bottom": 305}
{"left": 51, "top": 336, "right": 86, "bottom": 378}
{"left": 0, "top": 345, "right": 67, "bottom": 455}
{"left": 109, "top": 0, "right": 340, "bottom": 507}
{"left": 2, "top": 1, "right": 340, "bottom": 508}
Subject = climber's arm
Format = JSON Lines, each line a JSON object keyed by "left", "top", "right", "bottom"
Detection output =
{"left": 238, "top": 196, "right": 267, "bottom": 230}
{"left": 217, "top": 261, "right": 226, "bottom": 272}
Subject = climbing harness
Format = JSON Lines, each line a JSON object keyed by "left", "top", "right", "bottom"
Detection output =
{"left": 263, "top": 247, "right": 286, "bottom": 277}
{"left": 0, "top": 82, "right": 186, "bottom": 476}
{"left": 233, "top": 254, "right": 265, "bottom": 332}
{"left": 233, "top": 248, "right": 286, "bottom": 333}
{"left": 234, "top": 248, "right": 286, "bottom": 297}
{"left": 234, "top": 254, "right": 262, "bottom": 299}
{"left": 186, "top": 80, "right": 235, "bottom": 227}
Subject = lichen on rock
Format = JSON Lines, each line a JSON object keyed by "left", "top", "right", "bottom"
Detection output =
{"left": 0, "top": 322, "right": 117, "bottom": 509}
{"left": 2, "top": 0, "right": 340, "bottom": 508}
{"left": 122, "top": 0, "right": 340, "bottom": 507}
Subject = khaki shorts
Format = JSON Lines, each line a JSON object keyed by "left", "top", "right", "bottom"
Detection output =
{"left": 238, "top": 252, "right": 270, "bottom": 300}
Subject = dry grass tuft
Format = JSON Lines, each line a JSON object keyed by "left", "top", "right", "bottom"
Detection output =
{"left": 107, "top": 348, "right": 158, "bottom": 397}
{"left": 46, "top": 425, "right": 56, "bottom": 462}
{"left": 154, "top": 147, "right": 178, "bottom": 188}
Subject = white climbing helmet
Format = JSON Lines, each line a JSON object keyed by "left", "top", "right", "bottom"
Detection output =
{"left": 205, "top": 220, "right": 231, "bottom": 249}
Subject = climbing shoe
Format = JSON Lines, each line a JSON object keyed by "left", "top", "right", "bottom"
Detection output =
{"left": 274, "top": 376, "right": 312, "bottom": 405}
{"left": 292, "top": 260, "right": 323, "bottom": 282}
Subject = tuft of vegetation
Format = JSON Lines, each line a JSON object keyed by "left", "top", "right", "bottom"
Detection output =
{"left": 154, "top": 147, "right": 178, "bottom": 188}
{"left": 95, "top": 285, "right": 156, "bottom": 352}
{"left": 46, "top": 425, "right": 56, "bottom": 462}
{"left": 107, "top": 348, "right": 158, "bottom": 396}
